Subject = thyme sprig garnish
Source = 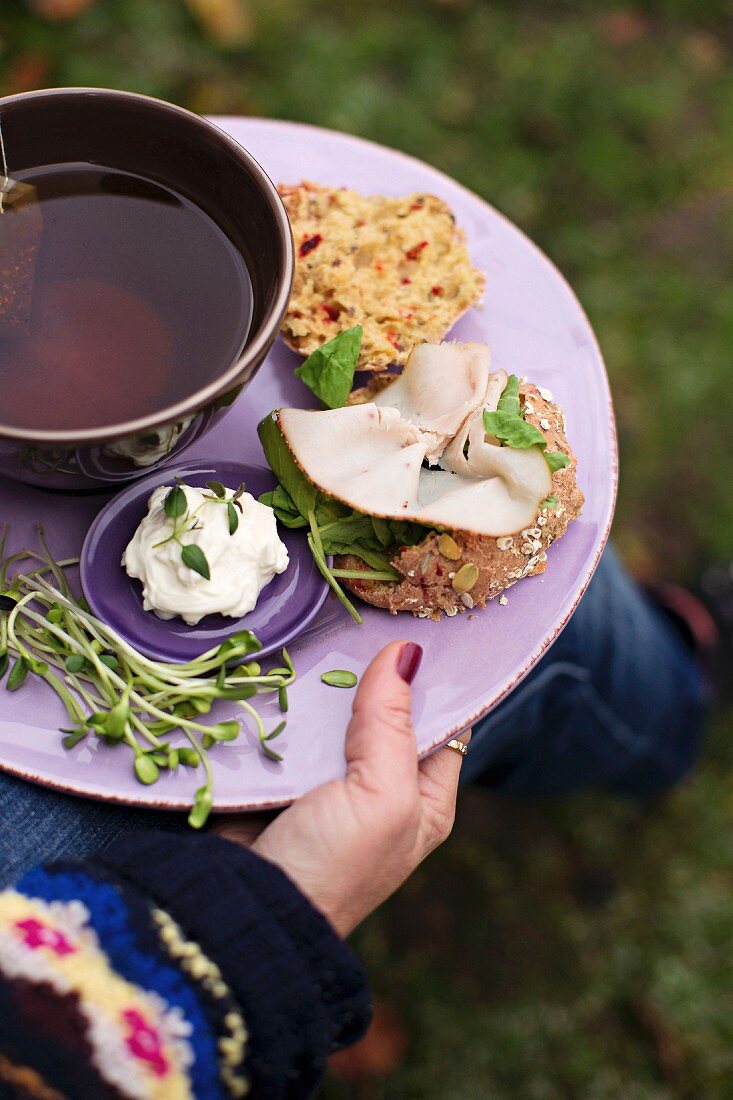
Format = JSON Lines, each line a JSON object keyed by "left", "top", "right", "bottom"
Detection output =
{"left": 0, "top": 524, "right": 293, "bottom": 829}
{"left": 153, "top": 480, "right": 247, "bottom": 581}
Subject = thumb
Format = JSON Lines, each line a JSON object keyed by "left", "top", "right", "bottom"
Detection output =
{"left": 344, "top": 641, "right": 423, "bottom": 794}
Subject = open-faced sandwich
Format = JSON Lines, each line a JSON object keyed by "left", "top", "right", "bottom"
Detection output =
{"left": 278, "top": 182, "right": 485, "bottom": 371}
{"left": 259, "top": 339, "right": 583, "bottom": 621}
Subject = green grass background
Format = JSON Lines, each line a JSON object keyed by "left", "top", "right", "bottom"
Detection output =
{"left": 3, "top": 1, "right": 732, "bottom": 1094}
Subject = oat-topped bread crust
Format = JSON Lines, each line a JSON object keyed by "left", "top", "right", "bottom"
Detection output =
{"left": 338, "top": 383, "right": 584, "bottom": 617}
{"left": 278, "top": 182, "right": 485, "bottom": 371}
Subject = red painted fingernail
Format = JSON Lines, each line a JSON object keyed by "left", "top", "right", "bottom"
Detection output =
{"left": 396, "top": 642, "right": 423, "bottom": 684}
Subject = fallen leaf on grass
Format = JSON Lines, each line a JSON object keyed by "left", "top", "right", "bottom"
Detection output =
{"left": 183, "top": 0, "right": 252, "bottom": 47}
{"left": 329, "top": 997, "right": 409, "bottom": 1080}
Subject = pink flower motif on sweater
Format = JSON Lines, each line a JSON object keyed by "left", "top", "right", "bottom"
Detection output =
{"left": 15, "top": 917, "right": 76, "bottom": 956}
{"left": 122, "top": 1009, "right": 169, "bottom": 1077}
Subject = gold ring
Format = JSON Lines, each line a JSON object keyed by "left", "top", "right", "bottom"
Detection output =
{"left": 445, "top": 738, "right": 468, "bottom": 758}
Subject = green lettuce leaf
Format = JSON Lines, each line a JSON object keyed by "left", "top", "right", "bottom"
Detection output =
{"left": 497, "top": 373, "right": 521, "bottom": 417}
{"left": 484, "top": 378, "right": 571, "bottom": 475}
{"left": 544, "top": 450, "right": 570, "bottom": 473}
{"left": 294, "top": 325, "right": 363, "bottom": 409}
{"left": 483, "top": 409, "right": 546, "bottom": 449}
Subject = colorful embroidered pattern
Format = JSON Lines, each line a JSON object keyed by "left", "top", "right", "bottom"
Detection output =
{"left": 0, "top": 891, "right": 194, "bottom": 1099}
{"left": 18, "top": 866, "right": 231, "bottom": 1097}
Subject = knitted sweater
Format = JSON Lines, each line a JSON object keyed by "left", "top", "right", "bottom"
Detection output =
{"left": 0, "top": 831, "right": 371, "bottom": 1099}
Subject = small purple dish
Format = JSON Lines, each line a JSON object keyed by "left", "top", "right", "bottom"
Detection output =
{"left": 80, "top": 460, "right": 329, "bottom": 663}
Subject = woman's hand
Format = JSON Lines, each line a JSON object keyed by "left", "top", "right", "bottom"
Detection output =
{"left": 215, "top": 641, "right": 469, "bottom": 937}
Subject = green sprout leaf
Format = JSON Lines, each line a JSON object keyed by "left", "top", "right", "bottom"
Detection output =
{"left": 6, "top": 656, "right": 28, "bottom": 692}
{"left": 178, "top": 748, "right": 201, "bottom": 768}
{"left": 265, "top": 721, "right": 286, "bottom": 741}
{"left": 181, "top": 544, "right": 210, "bottom": 580}
{"left": 208, "top": 720, "right": 241, "bottom": 742}
{"left": 164, "top": 485, "right": 187, "bottom": 518}
{"left": 65, "top": 654, "right": 86, "bottom": 674}
{"left": 188, "top": 785, "right": 213, "bottom": 829}
{"left": 134, "top": 754, "right": 159, "bottom": 785}
{"left": 217, "top": 630, "right": 262, "bottom": 658}
{"left": 105, "top": 695, "right": 130, "bottom": 738}
{"left": 218, "top": 683, "right": 257, "bottom": 701}
{"left": 0, "top": 651, "right": 8, "bottom": 681}
{"left": 294, "top": 325, "right": 363, "bottom": 409}
{"left": 227, "top": 501, "right": 239, "bottom": 535}
{"left": 61, "top": 726, "right": 88, "bottom": 750}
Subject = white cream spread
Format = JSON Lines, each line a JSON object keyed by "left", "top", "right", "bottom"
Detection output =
{"left": 122, "top": 484, "right": 289, "bottom": 625}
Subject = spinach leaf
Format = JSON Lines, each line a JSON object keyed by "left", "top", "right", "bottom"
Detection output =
{"left": 370, "top": 516, "right": 392, "bottom": 547}
{"left": 325, "top": 542, "right": 398, "bottom": 574}
{"left": 294, "top": 325, "right": 363, "bottom": 409}
{"left": 259, "top": 485, "right": 308, "bottom": 528}
{"left": 258, "top": 413, "right": 319, "bottom": 517}
{"left": 318, "top": 513, "right": 377, "bottom": 546}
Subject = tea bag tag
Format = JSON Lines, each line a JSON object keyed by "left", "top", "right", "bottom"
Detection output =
{"left": 0, "top": 175, "right": 39, "bottom": 212}
{"left": 0, "top": 121, "right": 43, "bottom": 336}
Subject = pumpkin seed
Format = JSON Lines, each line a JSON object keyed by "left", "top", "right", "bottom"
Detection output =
{"left": 321, "top": 669, "right": 358, "bottom": 689}
{"left": 437, "top": 533, "right": 462, "bottom": 560}
{"left": 452, "top": 563, "right": 479, "bottom": 593}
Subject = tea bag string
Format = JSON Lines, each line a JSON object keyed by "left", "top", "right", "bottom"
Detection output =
{"left": 0, "top": 118, "right": 8, "bottom": 213}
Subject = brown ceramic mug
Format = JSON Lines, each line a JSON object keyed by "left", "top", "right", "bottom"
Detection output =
{"left": 0, "top": 87, "right": 293, "bottom": 490}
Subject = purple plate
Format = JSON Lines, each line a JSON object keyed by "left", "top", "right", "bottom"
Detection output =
{"left": 0, "top": 118, "right": 616, "bottom": 811}
{"left": 79, "top": 460, "right": 330, "bottom": 663}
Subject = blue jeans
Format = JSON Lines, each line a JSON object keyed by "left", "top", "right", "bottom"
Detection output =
{"left": 0, "top": 548, "right": 708, "bottom": 888}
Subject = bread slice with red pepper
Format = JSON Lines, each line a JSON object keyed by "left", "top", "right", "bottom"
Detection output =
{"left": 278, "top": 182, "right": 485, "bottom": 371}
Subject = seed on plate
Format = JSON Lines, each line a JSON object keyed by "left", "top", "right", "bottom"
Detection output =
{"left": 438, "top": 533, "right": 462, "bottom": 560}
{"left": 321, "top": 669, "right": 358, "bottom": 689}
{"left": 452, "top": 563, "right": 479, "bottom": 593}
{"left": 499, "top": 595, "right": 508, "bottom": 606}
